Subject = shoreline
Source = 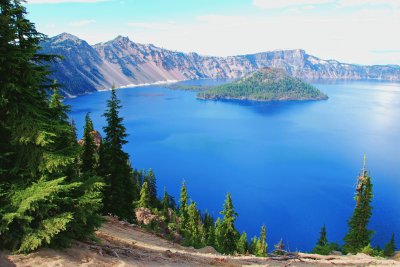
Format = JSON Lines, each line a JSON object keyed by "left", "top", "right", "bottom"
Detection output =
{"left": 97, "top": 79, "right": 183, "bottom": 92}
{"left": 196, "top": 95, "right": 329, "bottom": 102}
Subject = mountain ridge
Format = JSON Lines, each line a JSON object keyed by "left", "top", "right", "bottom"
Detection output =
{"left": 40, "top": 33, "right": 400, "bottom": 96}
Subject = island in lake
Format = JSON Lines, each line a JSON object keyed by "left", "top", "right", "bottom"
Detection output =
{"left": 197, "top": 68, "right": 328, "bottom": 101}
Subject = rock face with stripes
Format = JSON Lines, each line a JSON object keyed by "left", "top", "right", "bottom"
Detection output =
{"left": 40, "top": 33, "right": 400, "bottom": 96}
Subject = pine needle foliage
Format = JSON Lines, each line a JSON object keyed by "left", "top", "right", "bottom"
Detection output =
{"left": 237, "top": 231, "right": 248, "bottom": 255}
{"left": 98, "top": 86, "right": 136, "bottom": 221}
{"left": 343, "top": 159, "right": 374, "bottom": 254}
{"left": 137, "top": 181, "right": 151, "bottom": 209}
{"left": 255, "top": 225, "right": 267, "bottom": 257}
{"left": 384, "top": 233, "right": 396, "bottom": 257}
{"left": 178, "top": 181, "right": 189, "bottom": 232}
{"left": 0, "top": 1, "right": 104, "bottom": 253}
{"left": 215, "top": 193, "right": 239, "bottom": 254}
{"left": 81, "top": 113, "right": 97, "bottom": 174}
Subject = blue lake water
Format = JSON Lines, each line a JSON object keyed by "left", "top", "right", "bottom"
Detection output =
{"left": 66, "top": 80, "right": 400, "bottom": 251}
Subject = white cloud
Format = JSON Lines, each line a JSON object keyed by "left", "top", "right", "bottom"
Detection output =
{"left": 70, "top": 20, "right": 96, "bottom": 27}
{"left": 127, "top": 21, "right": 178, "bottom": 31}
{"left": 33, "top": 1, "right": 400, "bottom": 65}
{"left": 337, "top": 0, "right": 400, "bottom": 8}
{"left": 253, "top": 0, "right": 334, "bottom": 9}
{"left": 27, "top": 0, "right": 107, "bottom": 3}
{"left": 120, "top": 8, "right": 400, "bottom": 65}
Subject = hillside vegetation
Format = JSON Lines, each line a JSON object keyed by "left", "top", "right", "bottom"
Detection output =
{"left": 198, "top": 68, "right": 328, "bottom": 101}
{"left": 1, "top": 217, "right": 399, "bottom": 267}
{"left": 0, "top": 1, "right": 397, "bottom": 266}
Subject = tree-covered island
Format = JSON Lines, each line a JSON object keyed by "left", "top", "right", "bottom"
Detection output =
{"left": 197, "top": 67, "right": 328, "bottom": 101}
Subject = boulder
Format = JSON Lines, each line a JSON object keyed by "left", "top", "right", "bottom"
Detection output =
{"left": 78, "top": 130, "right": 102, "bottom": 149}
{"left": 135, "top": 207, "right": 158, "bottom": 225}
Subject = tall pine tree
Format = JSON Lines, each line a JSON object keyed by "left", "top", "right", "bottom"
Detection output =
{"left": 248, "top": 236, "right": 258, "bottom": 255}
{"left": 343, "top": 157, "right": 374, "bottom": 254}
{"left": 145, "top": 168, "right": 157, "bottom": 207}
{"left": 0, "top": 4, "right": 103, "bottom": 252}
{"left": 161, "top": 187, "right": 169, "bottom": 220}
{"left": 186, "top": 201, "right": 203, "bottom": 248}
{"left": 237, "top": 231, "right": 248, "bottom": 255}
{"left": 203, "top": 210, "right": 215, "bottom": 247}
{"left": 178, "top": 181, "right": 189, "bottom": 232}
{"left": 81, "top": 113, "right": 97, "bottom": 174}
{"left": 98, "top": 86, "right": 136, "bottom": 221}
{"left": 217, "top": 193, "right": 239, "bottom": 254}
{"left": 255, "top": 225, "right": 267, "bottom": 257}
{"left": 317, "top": 224, "right": 328, "bottom": 246}
{"left": 137, "top": 181, "right": 151, "bottom": 209}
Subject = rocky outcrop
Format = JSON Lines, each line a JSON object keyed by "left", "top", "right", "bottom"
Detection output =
{"left": 40, "top": 33, "right": 400, "bottom": 96}
{"left": 77, "top": 130, "right": 102, "bottom": 148}
{"left": 135, "top": 208, "right": 159, "bottom": 225}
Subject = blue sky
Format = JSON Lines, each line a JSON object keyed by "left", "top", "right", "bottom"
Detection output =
{"left": 25, "top": 0, "right": 400, "bottom": 65}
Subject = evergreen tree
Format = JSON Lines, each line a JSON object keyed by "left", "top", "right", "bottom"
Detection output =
{"left": 146, "top": 168, "right": 157, "bottom": 207}
{"left": 218, "top": 193, "right": 239, "bottom": 254}
{"left": 137, "top": 181, "right": 151, "bottom": 209}
{"left": 207, "top": 223, "right": 216, "bottom": 248}
{"left": 178, "top": 181, "right": 189, "bottom": 231}
{"left": 199, "top": 223, "right": 207, "bottom": 247}
{"left": 317, "top": 224, "right": 328, "bottom": 246}
{"left": 255, "top": 225, "right": 267, "bottom": 257}
{"left": 248, "top": 236, "right": 258, "bottom": 255}
{"left": 203, "top": 210, "right": 213, "bottom": 231}
{"left": 0, "top": 1, "right": 103, "bottom": 252}
{"left": 214, "top": 217, "right": 224, "bottom": 252}
{"left": 48, "top": 84, "right": 104, "bottom": 246}
{"left": 203, "top": 210, "right": 215, "bottom": 247}
{"left": 312, "top": 224, "right": 334, "bottom": 255}
{"left": 384, "top": 233, "right": 396, "bottom": 257}
{"left": 49, "top": 80, "right": 69, "bottom": 122}
{"left": 81, "top": 113, "right": 97, "bottom": 173}
{"left": 98, "top": 86, "right": 136, "bottom": 221}
{"left": 161, "top": 187, "right": 170, "bottom": 220}
{"left": 237, "top": 231, "right": 248, "bottom": 255}
{"left": 186, "top": 201, "right": 203, "bottom": 248}
{"left": 343, "top": 157, "right": 374, "bottom": 254}
{"left": 132, "top": 169, "right": 143, "bottom": 201}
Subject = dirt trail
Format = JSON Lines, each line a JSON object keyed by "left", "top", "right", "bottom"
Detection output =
{"left": 1, "top": 217, "right": 399, "bottom": 266}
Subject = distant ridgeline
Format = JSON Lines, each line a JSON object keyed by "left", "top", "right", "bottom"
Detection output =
{"left": 40, "top": 33, "right": 400, "bottom": 97}
{"left": 198, "top": 68, "right": 328, "bottom": 101}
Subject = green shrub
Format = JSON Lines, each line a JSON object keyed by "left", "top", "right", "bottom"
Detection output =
{"left": 360, "top": 244, "right": 384, "bottom": 257}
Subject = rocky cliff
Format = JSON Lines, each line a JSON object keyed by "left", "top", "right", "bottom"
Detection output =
{"left": 40, "top": 33, "right": 400, "bottom": 96}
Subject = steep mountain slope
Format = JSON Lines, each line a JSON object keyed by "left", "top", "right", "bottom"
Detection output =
{"left": 198, "top": 67, "right": 328, "bottom": 101}
{"left": 40, "top": 33, "right": 104, "bottom": 96}
{"left": 40, "top": 33, "right": 400, "bottom": 96}
{"left": 93, "top": 35, "right": 255, "bottom": 82}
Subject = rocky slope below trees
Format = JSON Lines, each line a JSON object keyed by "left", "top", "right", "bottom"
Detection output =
{"left": 1, "top": 217, "right": 399, "bottom": 267}
{"left": 40, "top": 33, "right": 400, "bottom": 97}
